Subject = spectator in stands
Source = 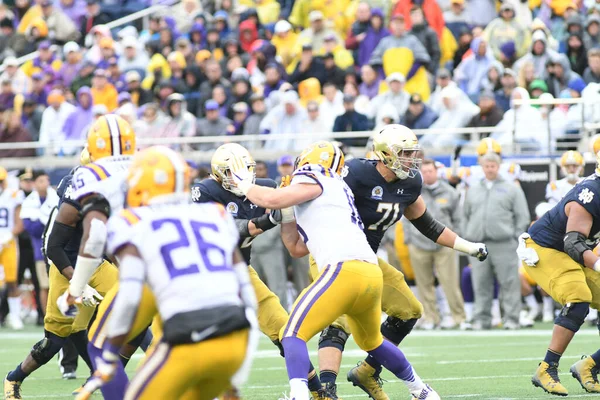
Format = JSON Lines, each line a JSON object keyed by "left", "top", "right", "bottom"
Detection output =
{"left": 162, "top": 93, "right": 196, "bottom": 143}
{"left": 290, "top": 44, "right": 326, "bottom": 85}
{"left": 30, "top": 73, "right": 48, "bottom": 106}
{"left": 300, "top": 100, "right": 329, "bottom": 147}
{"left": 58, "top": 0, "right": 85, "bottom": 27}
{"left": 356, "top": 8, "right": 388, "bottom": 68}
{"left": 40, "top": 0, "right": 79, "bottom": 43}
{"left": 22, "top": 98, "right": 43, "bottom": 141}
{"left": 401, "top": 93, "right": 438, "bottom": 130}
{"left": 443, "top": 0, "right": 470, "bottom": 40}
{"left": 430, "top": 84, "right": 479, "bottom": 134}
{"left": 0, "top": 17, "right": 28, "bottom": 58}
{"left": 468, "top": 89, "right": 504, "bottom": 129}
{"left": 261, "top": 90, "right": 307, "bottom": 150}
{"left": 584, "top": 48, "right": 600, "bottom": 84}
{"left": 369, "top": 72, "right": 410, "bottom": 126}
{"left": 21, "top": 40, "right": 60, "bottom": 78}
{"left": 38, "top": 89, "right": 75, "bottom": 155}
{"left": 410, "top": 6, "right": 440, "bottom": 75}
{"left": 462, "top": 152, "right": 530, "bottom": 330}
{"left": 69, "top": 59, "right": 93, "bottom": 94}
{"left": 566, "top": 33, "right": 588, "bottom": 76}
{"left": 482, "top": 3, "right": 529, "bottom": 61}
{"left": 132, "top": 102, "right": 168, "bottom": 144}
{"left": 118, "top": 36, "right": 150, "bottom": 72}
{"left": 495, "top": 68, "right": 517, "bottom": 112}
{"left": 546, "top": 53, "right": 583, "bottom": 98}
{"left": 359, "top": 64, "right": 381, "bottom": 100}
{"left": 345, "top": 3, "right": 373, "bottom": 63}
{"left": 514, "top": 30, "right": 558, "bottom": 80}
{"left": 125, "top": 71, "right": 153, "bottom": 107}
{"left": 494, "top": 87, "right": 546, "bottom": 152}
{"left": 195, "top": 99, "right": 233, "bottom": 149}
{"left": 229, "top": 102, "right": 248, "bottom": 136}
{"left": 58, "top": 41, "right": 81, "bottom": 89}
{"left": 517, "top": 61, "right": 535, "bottom": 93}
{"left": 263, "top": 63, "right": 285, "bottom": 98}
{"left": 452, "top": 27, "right": 472, "bottom": 69}
{"left": 320, "top": 81, "right": 344, "bottom": 131}
{"left": 455, "top": 37, "right": 496, "bottom": 102}
{"left": 404, "top": 159, "right": 465, "bottom": 329}
{"left": 172, "top": 0, "right": 202, "bottom": 33}
{"left": 375, "top": 102, "right": 400, "bottom": 130}
{"left": 79, "top": 1, "right": 110, "bottom": 45}
{"left": 271, "top": 20, "right": 298, "bottom": 73}
{"left": 61, "top": 86, "right": 93, "bottom": 154}
{"left": 369, "top": 14, "right": 431, "bottom": 70}
{"left": 90, "top": 69, "right": 118, "bottom": 111}
{"left": 107, "top": 58, "right": 126, "bottom": 93}
{"left": 482, "top": 61, "right": 503, "bottom": 92}
{"left": 333, "top": 94, "right": 370, "bottom": 146}
{"left": 1, "top": 57, "right": 31, "bottom": 95}
{"left": 429, "top": 68, "right": 454, "bottom": 114}
{"left": 584, "top": 14, "right": 600, "bottom": 50}
{"left": 298, "top": 10, "right": 340, "bottom": 53}
{"left": 198, "top": 60, "right": 231, "bottom": 115}
{"left": 239, "top": 19, "right": 258, "bottom": 54}
{"left": 393, "top": 0, "right": 445, "bottom": 38}
{"left": 0, "top": 110, "right": 35, "bottom": 157}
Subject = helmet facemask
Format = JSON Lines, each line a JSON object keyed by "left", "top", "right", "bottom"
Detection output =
{"left": 380, "top": 144, "right": 422, "bottom": 180}
{"left": 215, "top": 161, "right": 256, "bottom": 197}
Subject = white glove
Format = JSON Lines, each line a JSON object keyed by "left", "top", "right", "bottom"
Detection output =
{"left": 281, "top": 207, "right": 295, "bottom": 223}
{"left": 517, "top": 233, "right": 539, "bottom": 267}
{"left": 57, "top": 289, "right": 78, "bottom": 318}
{"left": 228, "top": 155, "right": 254, "bottom": 195}
{"left": 454, "top": 237, "right": 488, "bottom": 261}
{"left": 81, "top": 285, "right": 104, "bottom": 307}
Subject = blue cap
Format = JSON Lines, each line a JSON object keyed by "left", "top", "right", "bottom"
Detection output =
{"left": 205, "top": 99, "right": 219, "bottom": 111}
{"left": 567, "top": 77, "right": 586, "bottom": 94}
{"left": 277, "top": 155, "right": 294, "bottom": 166}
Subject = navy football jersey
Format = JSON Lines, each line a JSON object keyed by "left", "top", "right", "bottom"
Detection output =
{"left": 191, "top": 177, "right": 277, "bottom": 263}
{"left": 54, "top": 170, "right": 84, "bottom": 267}
{"left": 343, "top": 158, "right": 422, "bottom": 252}
{"left": 529, "top": 174, "right": 600, "bottom": 252}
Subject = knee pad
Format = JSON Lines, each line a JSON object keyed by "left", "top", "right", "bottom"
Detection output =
{"left": 318, "top": 326, "right": 350, "bottom": 351}
{"left": 31, "top": 332, "right": 65, "bottom": 365}
{"left": 272, "top": 339, "right": 285, "bottom": 357}
{"left": 381, "top": 317, "right": 418, "bottom": 346}
{"left": 555, "top": 302, "right": 590, "bottom": 333}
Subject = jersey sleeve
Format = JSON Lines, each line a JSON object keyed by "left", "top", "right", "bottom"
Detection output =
{"left": 71, "top": 166, "right": 103, "bottom": 201}
{"left": 13, "top": 190, "right": 25, "bottom": 206}
{"left": 291, "top": 166, "right": 323, "bottom": 189}
{"left": 106, "top": 210, "right": 140, "bottom": 256}
{"left": 572, "top": 180, "right": 600, "bottom": 218}
{"left": 192, "top": 181, "right": 218, "bottom": 204}
{"left": 342, "top": 161, "right": 360, "bottom": 192}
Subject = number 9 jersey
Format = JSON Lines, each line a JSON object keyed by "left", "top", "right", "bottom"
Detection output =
{"left": 106, "top": 201, "right": 244, "bottom": 320}
{"left": 342, "top": 158, "right": 422, "bottom": 252}
{"left": 0, "top": 187, "right": 24, "bottom": 235}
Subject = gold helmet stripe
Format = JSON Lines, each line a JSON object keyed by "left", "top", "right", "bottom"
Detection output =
{"left": 331, "top": 144, "right": 342, "bottom": 173}
{"left": 162, "top": 147, "right": 186, "bottom": 194}
{"left": 105, "top": 114, "right": 122, "bottom": 156}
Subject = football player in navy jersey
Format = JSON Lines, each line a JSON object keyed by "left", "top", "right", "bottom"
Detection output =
{"left": 518, "top": 138, "right": 600, "bottom": 396}
{"left": 191, "top": 143, "right": 327, "bottom": 399}
{"left": 311, "top": 125, "right": 488, "bottom": 400}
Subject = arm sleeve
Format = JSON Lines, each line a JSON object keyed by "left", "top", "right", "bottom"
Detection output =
{"left": 46, "top": 221, "right": 77, "bottom": 271}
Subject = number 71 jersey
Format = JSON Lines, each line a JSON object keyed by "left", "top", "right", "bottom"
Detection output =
{"left": 342, "top": 158, "right": 422, "bottom": 252}
{"left": 106, "top": 202, "right": 243, "bottom": 321}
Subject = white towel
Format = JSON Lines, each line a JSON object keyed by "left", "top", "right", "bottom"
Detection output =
{"left": 517, "top": 232, "right": 539, "bottom": 267}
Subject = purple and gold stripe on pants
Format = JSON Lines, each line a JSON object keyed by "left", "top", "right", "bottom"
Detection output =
{"left": 124, "top": 342, "right": 172, "bottom": 400}
{"left": 283, "top": 262, "right": 343, "bottom": 338}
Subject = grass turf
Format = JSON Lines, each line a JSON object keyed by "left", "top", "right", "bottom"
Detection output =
{"left": 1, "top": 324, "right": 600, "bottom": 399}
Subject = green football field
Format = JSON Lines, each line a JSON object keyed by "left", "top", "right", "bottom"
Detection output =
{"left": 2, "top": 324, "right": 600, "bottom": 399}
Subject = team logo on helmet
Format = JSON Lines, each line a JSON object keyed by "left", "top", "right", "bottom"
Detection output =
{"left": 96, "top": 138, "right": 106, "bottom": 150}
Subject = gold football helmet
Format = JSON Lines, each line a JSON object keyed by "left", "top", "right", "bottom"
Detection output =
{"left": 126, "top": 145, "right": 190, "bottom": 207}
{"left": 211, "top": 143, "right": 256, "bottom": 197}
{"left": 592, "top": 135, "right": 600, "bottom": 175}
{"left": 372, "top": 124, "right": 421, "bottom": 180}
{"left": 476, "top": 138, "right": 502, "bottom": 157}
{"left": 87, "top": 114, "right": 136, "bottom": 162}
{"left": 560, "top": 150, "right": 584, "bottom": 182}
{"left": 295, "top": 141, "right": 345, "bottom": 175}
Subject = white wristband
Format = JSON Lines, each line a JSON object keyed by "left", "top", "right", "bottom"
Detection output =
{"left": 594, "top": 259, "right": 600, "bottom": 273}
{"left": 238, "top": 180, "right": 253, "bottom": 196}
{"left": 453, "top": 237, "right": 477, "bottom": 255}
{"left": 281, "top": 207, "right": 295, "bottom": 223}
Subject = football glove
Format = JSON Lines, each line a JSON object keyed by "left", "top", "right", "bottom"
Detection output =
{"left": 228, "top": 155, "right": 254, "bottom": 195}
{"left": 454, "top": 237, "right": 488, "bottom": 262}
{"left": 57, "top": 285, "right": 103, "bottom": 317}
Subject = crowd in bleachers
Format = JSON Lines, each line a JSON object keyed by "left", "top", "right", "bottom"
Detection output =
{"left": 2, "top": 0, "right": 600, "bottom": 155}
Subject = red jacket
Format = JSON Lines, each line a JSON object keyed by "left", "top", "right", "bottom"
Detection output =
{"left": 392, "top": 0, "right": 445, "bottom": 39}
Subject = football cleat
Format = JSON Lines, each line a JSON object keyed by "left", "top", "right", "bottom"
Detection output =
{"left": 4, "top": 375, "right": 22, "bottom": 399}
{"left": 219, "top": 387, "right": 241, "bottom": 399}
{"left": 314, "top": 382, "right": 341, "bottom": 400}
{"left": 411, "top": 385, "right": 440, "bottom": 400}
{"left": 570, "top": 355, "right": 600, "bottom": 393}
{"left": 347, "top": 361, "right": 389, "bottom": 400}
{"left": 532, "top": 361, "right": 568, "bottom": 396}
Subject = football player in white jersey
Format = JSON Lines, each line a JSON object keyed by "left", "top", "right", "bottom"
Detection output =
{"left": 89, "top": 146, "right": 257, "bottom": 400}
{"left": 228, "top": 141, "right": 456, "bottom": 400}
{"left": 0, "top": 166, "right": 25, "bottom": 330}
{"left": 546, "top": 150, "right": 585, "bottom": 205}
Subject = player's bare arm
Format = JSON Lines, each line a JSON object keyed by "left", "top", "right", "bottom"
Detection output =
{"left": 564, "top": 201, "right": 600, "bottom": 270}
{"left": 404, "top": 195, "right": 488, "bottom": 261}
{"left": 281, "top": 219, "right": 309, "bottom": 258}
{"left": 12, "top": 205, "right": 23, "bottom": 237}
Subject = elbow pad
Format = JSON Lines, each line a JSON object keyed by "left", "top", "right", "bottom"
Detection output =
{"left": 83, "top": 218, "right": 108, "bottom": 258}
{"left": 410, "top": 209, "right": 446, "bottom": 242}
{"left": 80, "top": 194, "right": 111, "bottom": 219}
{"left": 564, "top": 231, "right": 591, "bottom": 265}
{"left": 46, "top": 222, "right": 76, "bottom": 271}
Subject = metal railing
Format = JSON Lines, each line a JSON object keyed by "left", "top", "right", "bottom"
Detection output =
{"left": 0, "top": 0, "right": 180, "bottom": 74}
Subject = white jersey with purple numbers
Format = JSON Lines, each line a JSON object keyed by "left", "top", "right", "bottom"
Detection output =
{"left": 292, "top": 164, "right": 378, "bottom": 271}
{"left": 71, "top": 155, "right": 133, "bottom": 214}
{"left": 0, "top": 188, "right": 24, "bottom": 234}
{"left": 106, "top": 201, "right": 243, "bottom": 322}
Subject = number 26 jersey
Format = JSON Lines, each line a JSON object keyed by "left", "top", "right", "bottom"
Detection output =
{"left": 343, "top": 158, "right": 422, "bottom": 252}
{"left": 106, "top": 201, "right": 242, "bottom": 322}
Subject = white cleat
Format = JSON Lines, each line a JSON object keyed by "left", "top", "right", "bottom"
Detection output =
{"left": 7, "top": 314, "right": 23, "bottom": 330}
{"left": 543, "top": 311, "right": 554, "bottom": 323}
{"left": 411, "top": 385, "right": 441, "bottom": 400}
